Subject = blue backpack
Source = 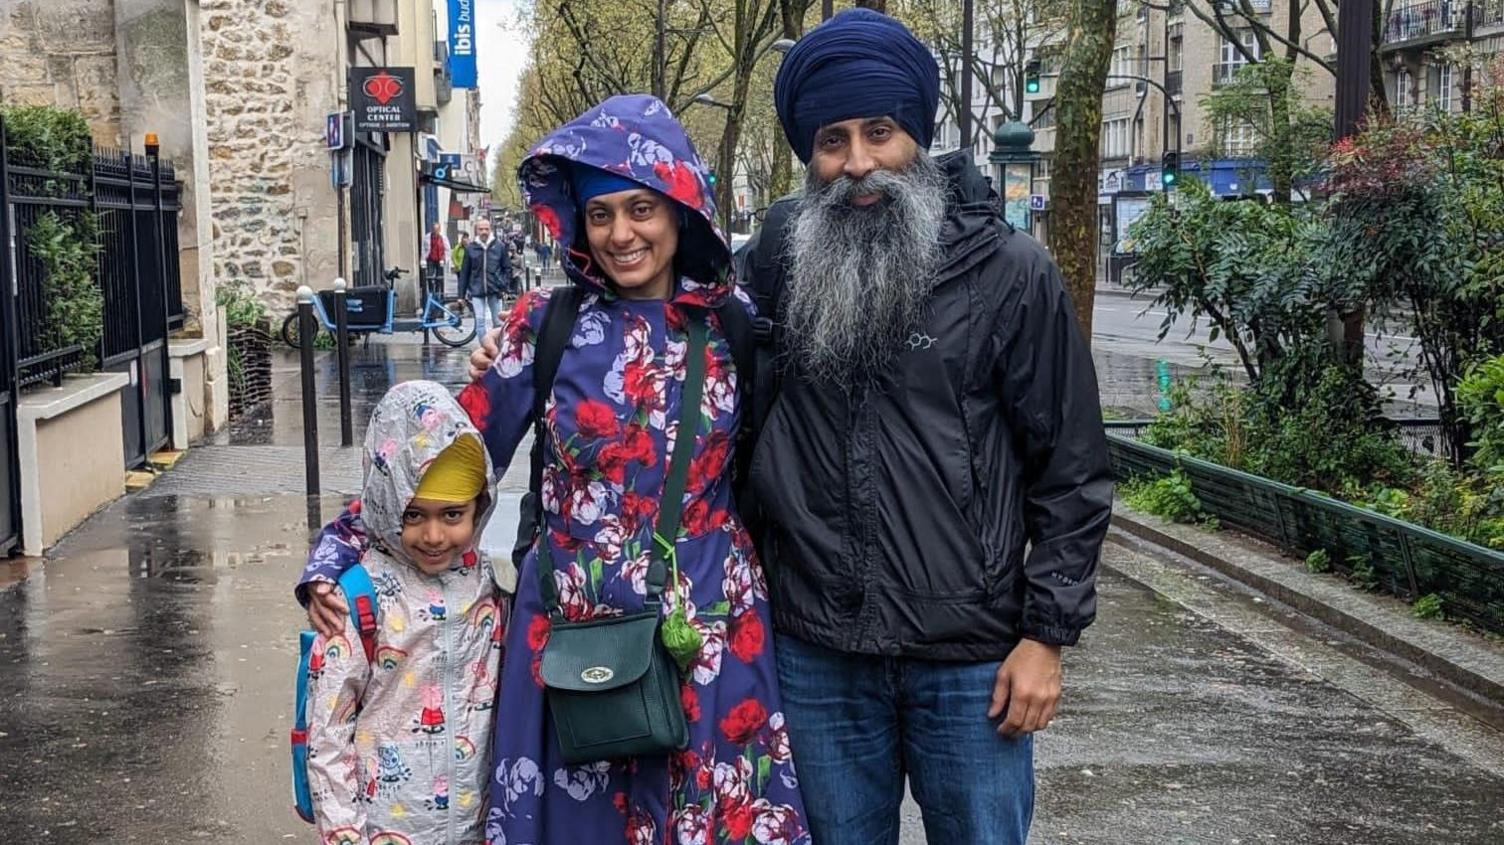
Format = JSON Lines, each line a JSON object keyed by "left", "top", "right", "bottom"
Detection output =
{"left": 291, "top": 565, "right": 380, "bottom": 824}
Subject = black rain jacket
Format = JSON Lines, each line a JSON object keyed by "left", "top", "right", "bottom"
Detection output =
{"left": 742, "top": 151, "right": 1112, "bottom": 661}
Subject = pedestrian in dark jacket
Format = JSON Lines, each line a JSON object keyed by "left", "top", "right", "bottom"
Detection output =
{"left": 458, "top": 218, "right": 511, "bottom": 334}
{"left": 741, "top": 10, "right": 1109, "bottom": 844}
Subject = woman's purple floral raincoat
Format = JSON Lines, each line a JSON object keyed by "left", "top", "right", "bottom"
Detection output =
{"left": 300, "top": 94, "right": 808, "bottom": 845}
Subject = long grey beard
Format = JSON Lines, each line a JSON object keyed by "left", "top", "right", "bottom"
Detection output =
{"left": 784, "top": 152, "right": 948, "bottom": 386}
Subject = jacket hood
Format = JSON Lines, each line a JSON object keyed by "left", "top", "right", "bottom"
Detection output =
{"left": 362, "top": 381, "right": 495, "bottom": 567}
{"left": 934, "top": 150, "right": 1007, "bottom": 284}
{"left": 518, "top": 94, "right": 732, "bottom": 305}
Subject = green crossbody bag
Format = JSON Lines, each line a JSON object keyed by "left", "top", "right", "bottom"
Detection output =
{"left": 534, "top": 313, "right": 708, "bottom": 764}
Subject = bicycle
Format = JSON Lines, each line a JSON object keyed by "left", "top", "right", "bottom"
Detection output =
{"left": 282, "top": 267, "right": 477, "bottom": 349}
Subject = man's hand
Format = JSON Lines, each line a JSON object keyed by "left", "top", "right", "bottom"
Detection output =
{"left": 988, "top": 639, "right": 1062, "bottom": 737}
{"left": 468, "top": 327, "right": 503, "bottom": 381}
{"left": 308, "top": 581, "right": 349, "bottom": 639}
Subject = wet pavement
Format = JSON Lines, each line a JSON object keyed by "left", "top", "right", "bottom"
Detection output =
{"left": 3, "top": 310, "right": 1501, "bottom": 843}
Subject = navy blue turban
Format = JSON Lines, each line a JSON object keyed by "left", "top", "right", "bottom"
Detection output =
{"left": 773, "top": 9, "right": 940, "bottom": 164}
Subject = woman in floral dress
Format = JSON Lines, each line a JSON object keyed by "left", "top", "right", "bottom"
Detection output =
{"left": 299, "top": 94, "right": 808, "bottom": 845}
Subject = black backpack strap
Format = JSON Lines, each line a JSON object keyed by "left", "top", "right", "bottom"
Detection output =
{"left": 511, "top": 286, "right": 585, "bottom": 570}
{"left": 712, "top": 299, "right": 756, "bottom": 397}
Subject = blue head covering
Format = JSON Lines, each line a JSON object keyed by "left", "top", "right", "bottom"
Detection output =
{"left": 571, "top": 164, "right": 646, "bottom": 203}
{"left": 517, "top": 94, "right": 730, "bottom": 302}
{"left": 773, "top": 9, "right": 940, "bottom": 164}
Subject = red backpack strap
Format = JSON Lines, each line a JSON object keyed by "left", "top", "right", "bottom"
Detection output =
{"left": 352, "top": 593, "right": 378, "bottom": 664}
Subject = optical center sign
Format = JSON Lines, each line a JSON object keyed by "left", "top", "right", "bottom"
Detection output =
{"left": 350, "top": 67, "right": 417, "bottom": 133}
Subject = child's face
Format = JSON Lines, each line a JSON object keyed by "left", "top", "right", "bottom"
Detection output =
{"left": 400, "top": 498, "right": 479, "bottom": 574}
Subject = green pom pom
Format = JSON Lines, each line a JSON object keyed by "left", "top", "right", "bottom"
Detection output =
{"left": 660, "top": 607, "right": 703, "bottom": 672}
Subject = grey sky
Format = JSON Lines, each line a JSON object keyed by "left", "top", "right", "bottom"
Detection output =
{"left": 473, "top": 0, "right": 531, "bottom": 165}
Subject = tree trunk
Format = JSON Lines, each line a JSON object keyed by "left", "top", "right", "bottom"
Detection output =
{"left": 1046, "top": 0, "right": 1117, "bottom": 343}
{"left": 1267, "top": 63, "right": 1295, "bottom": 205}
{"left": 770, "top": 0, "right": 809, "bottom": 200}
{"left": 854, "top": 0, "right": 888, "bottom": 10}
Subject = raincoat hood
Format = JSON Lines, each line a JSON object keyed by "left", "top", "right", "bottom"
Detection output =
{"left": 361, "top": 380, "right": 495, "bottom": 568}
{"left": 518, "top": 94, "right": 732, "bottom": 304}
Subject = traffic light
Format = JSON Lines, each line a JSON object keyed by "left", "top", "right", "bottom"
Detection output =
{"left": 1160, "top": 151, "right": 1179, "bottom": 190}
{"left": 1024, "top": 59, "right": 1041, "bottom": 95}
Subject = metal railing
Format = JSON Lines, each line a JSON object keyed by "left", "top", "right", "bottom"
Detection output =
{"left": 1384, "top": 0, "right": 1465, "bottom": 42}
{"left": 1475, "top": 0, "right": 1504, "bottom": 27}
{"left": 1107, "top": 423, "right": 1504, "bottom": 633}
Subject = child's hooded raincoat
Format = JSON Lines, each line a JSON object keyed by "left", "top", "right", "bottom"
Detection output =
{"left": 305, "top": 380, "right": 504, "bottom": 845}
{"left": 299, "top": 94, "right": 809, "bottom": 845}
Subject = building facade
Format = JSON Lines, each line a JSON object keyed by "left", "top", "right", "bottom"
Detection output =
{"left": 931, "top": 0, "right": 1338, "bottom": 251}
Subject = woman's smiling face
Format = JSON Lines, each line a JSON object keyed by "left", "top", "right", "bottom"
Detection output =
{"left": 582, "top": 189, "right": 679, "bottom": 301}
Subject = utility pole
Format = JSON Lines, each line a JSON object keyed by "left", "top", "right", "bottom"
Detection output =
{"left": 823, "top": 0, "right": 833, "bottom": 20}
{"left": 960, "top": 0, "right": 974, "bottom": 150}
{"left": 1334, "top": 0, "right": 1373, "bottom": 140}
{"left": 1333, "top": 0, "right": 1374, "bottom": 366}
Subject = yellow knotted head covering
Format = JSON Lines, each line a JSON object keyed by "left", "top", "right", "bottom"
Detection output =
{"left": 413, "top": 434, "right": 487, "bottom": 503}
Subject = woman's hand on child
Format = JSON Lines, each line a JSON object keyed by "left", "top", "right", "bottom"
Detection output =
{"left": 308, "top": 581, "right": 350, "bottom": 638}
{"left": 468, "top": 327, "right": 503, "bottom": 381}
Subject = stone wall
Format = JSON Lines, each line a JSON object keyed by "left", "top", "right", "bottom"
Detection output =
{"left": 0, "top": 0, "right": 123, "bottom": 146}
{"left": 198, "top": 0, "right": 339, "bottom": 311}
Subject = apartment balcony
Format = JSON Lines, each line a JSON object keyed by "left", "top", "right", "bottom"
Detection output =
{"left": 349, "top": 0, "right": 398, "bottom": 37}
{"left": 1382, "top": 0, "right": 1465, "bottom": 48}
{"left": 1477, "top": 0, "right": 1504, "bottom": 28}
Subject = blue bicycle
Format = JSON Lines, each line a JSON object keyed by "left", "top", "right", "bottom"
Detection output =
{"left": 281, "top": 267, "right": 477, "bottom": 348}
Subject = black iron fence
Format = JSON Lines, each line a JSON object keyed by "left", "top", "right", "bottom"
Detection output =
{"left": 0, "top": 114, "right": 186, "bottom": 553}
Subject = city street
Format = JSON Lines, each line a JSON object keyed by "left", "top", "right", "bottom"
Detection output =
{"left": 1091, "top": 289, "right": 1438, "bottom": 416}
{"left": 2, "top": 331, "right": 1501, "bottom": 844}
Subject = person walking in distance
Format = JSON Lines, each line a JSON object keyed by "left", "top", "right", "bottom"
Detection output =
{"left": 425, "top": 222, "right": 450, "bottom": 291}
{"left": 458, "top": 218, "right": 510, "bottom": 336}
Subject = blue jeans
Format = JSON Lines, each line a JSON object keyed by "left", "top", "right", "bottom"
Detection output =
{"left": 775, "top": 634, "right": 1034, "bottom": 845}
{"left": 471, "top": 294, "right": 504, "bottom": 336}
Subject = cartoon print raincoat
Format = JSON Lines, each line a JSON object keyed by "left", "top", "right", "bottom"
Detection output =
{"left": 299, "top": 95, "right": 808, "bottom": 845}
{"left": 304, "top": 381, "right": 504, "bottom": 845}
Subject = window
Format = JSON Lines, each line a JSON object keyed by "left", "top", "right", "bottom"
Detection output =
{"left": 1101, "top": 117, "right": 1131, "bottom": 159}
{"left": 1436, "top": 63, "right": 1454, "bottom": 113}
{"left": 1220, "top": 119, "right": 1259, "bottom": 157}
{"left": 1032, "top": 100, "right": 1057, "bottom": 130}
{"left": 1168, "top": 30, "right": 1184, "bottom": 72}
{"left": 1215, "top": 30, "right": 1260, "bottom": 83}
{"left": 1396, "top": 67, "right": 1413, "bottom": 113}
{"left": 1110, "top": 45, "right": 1134, "bottom": 83}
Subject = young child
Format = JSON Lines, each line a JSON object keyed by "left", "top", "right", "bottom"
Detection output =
{"left": 304, "top": 380, "right": 503, "bottom": 845}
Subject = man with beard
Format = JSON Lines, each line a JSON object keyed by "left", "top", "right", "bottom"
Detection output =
{"left": 468, "top": 11, "right": 1110, "bottom": 842}
{"left": 741, "top": 9, "right": 1112, "bottom": 844}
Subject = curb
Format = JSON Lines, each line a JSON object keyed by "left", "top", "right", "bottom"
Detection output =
{"left": 1094, "top": 286, "right": 1161, "bottom": 301}
{"left": 1109, "top": 508, "right": 1504, "bottom": 707}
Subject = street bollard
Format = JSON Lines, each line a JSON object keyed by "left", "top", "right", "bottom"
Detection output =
{"left": 1156, "top": 359, "right": 1173, "bottom": 412}
{"left": 297, "top": 285, "right": 321, "bottom": 500}
{"left": 333, "top": 277, "right": 353, "bottom": 448}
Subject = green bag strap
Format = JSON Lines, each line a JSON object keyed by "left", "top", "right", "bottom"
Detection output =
{"left": 537, "top": 310, "right": 709, "bottom": 618}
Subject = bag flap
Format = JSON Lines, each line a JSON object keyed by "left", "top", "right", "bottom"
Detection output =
{"left": 539, "top": 612, "right": 659, "bottom": 693}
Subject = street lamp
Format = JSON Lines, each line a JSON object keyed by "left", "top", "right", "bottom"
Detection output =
{"left": 988, "top": 121, "right": 1038, "bottom": 234}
